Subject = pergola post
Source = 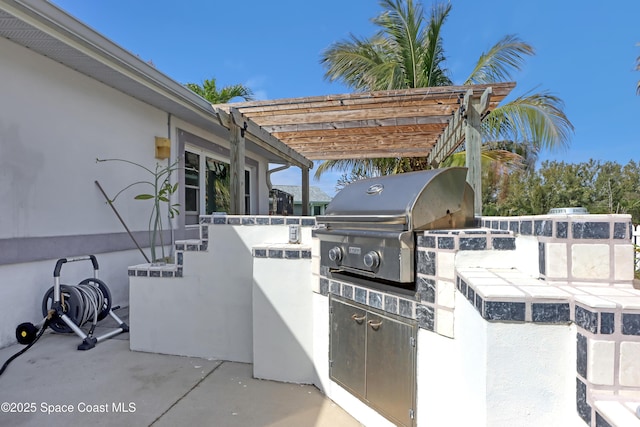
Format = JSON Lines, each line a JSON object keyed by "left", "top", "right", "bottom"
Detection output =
{"left": 301, "top": 166, "right": 310, "bottom": 216}
{"left": 465, "top": 93, "right": 482, "bottom": 217}
{"left": 463, "top": 87, "right": 492, "bottom": 217}
{"left": 229, "top": 108, "right": 245, "bottom": 215}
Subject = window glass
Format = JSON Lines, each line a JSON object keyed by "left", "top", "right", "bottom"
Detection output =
{"left": 206, "top": 157, "right": 230, "bottom": 214}
{"left": 184, "top": 147, "right": 252, "bottom": 217}
{"left": 184, "top": 152, "right": 200, "bottom": 216}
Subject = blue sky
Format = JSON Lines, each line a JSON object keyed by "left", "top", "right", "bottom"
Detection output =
{"left": 51, "top": 0, "right": 640, "bottom": 197}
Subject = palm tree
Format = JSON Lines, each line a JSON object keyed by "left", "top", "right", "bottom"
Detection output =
{"left": 185, "top": 77, "right": 254, "bottom": 103}
{"left": 316, "top": 0, "right": 573, "bottom": 182}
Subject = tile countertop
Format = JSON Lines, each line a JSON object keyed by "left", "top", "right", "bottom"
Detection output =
{"left": 457, "top": 267, "right": 640, "bottom": 318}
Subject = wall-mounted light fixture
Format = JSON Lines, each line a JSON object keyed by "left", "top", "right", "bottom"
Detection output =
{"left": 155, "top": 137, "right": 171, "bottom": 160}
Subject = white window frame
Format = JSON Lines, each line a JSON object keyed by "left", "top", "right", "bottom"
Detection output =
{"left": 184, "top": 144, "right": 254, "bottom": 221}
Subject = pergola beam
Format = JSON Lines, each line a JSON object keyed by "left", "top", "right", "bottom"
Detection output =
{"left": 427, "top": 103, "right": 466, "bottom": 166}
{"left": 215, "top": 108, "right": 313, "bottom": 170}
{"left": 427, "top": 87, "right": 492, "bottom": 215}
{"left": 217, "top": 83, "right": 514, "bottom": 164}
{"left": 217, "top": 107, "right": 313, "bottom": 215}
{"left": 229, "top": 111, "right": 246, "bottom": 215}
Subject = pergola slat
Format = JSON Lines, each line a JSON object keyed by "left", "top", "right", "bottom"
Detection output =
{"left": 212, "top": 83, "right": 515, "bottom": 215}
{"left": 215, "top": 83, "right": 514, "bottom": 161}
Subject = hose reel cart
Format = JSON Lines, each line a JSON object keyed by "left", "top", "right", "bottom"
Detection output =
{"left": 18, "top": 255, "right": 129, "bottom": 351}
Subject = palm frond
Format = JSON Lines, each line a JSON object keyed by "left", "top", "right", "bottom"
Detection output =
{"left": 440, "top": 148, "right": 524, "bottom": 171}
{"left": 314, "top": 158, "right": 405, "bottom": 179}
{"left": 482, "top": 90, "right": 574, "bottom": 151}
{"left": 321, "top": 34, "right": 396, "bottom": 91}
{"left": 185, "top": 78, "right": 253, "bottom": 103}
{"left": 373, "top": 0, "right": 424, "bottom": 88}
{"left": 464, "top": 35, "right": 534, "bottom": 85}
{"left": 420, "top": 2, "right": 452, "bottom": 87}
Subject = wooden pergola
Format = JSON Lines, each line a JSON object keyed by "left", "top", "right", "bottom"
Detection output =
{"left": 213, "top": 82, "right": 515, "bottom": 216}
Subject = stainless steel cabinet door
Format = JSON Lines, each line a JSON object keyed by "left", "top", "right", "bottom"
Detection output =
{"left": 366, "top": 311, "right": 416, "bottom": 427}
{"left": 330, "top": 297, "right": 366, "bottom": 398}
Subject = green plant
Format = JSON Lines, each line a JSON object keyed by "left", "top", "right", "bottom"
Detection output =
{"left": 97, "top": 157, "right": 180, "bottom": 263}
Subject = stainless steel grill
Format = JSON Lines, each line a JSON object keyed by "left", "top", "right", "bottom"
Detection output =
{"left": 316, "top": 167, "right": 474, "bottom": 284}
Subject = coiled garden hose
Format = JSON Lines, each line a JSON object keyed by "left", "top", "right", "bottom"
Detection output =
{"left": 74, "top": 281, "right": 107, "bottom": 327}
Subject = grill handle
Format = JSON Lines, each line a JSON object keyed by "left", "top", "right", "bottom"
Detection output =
{"left": 351, "top": 314, "right": 366, "bottom": 324}
{"left": 368, "top": 320, "right": 383, "bottom": 330}
{"left": 316, "top": 214, "right": 407, "bottom": 225}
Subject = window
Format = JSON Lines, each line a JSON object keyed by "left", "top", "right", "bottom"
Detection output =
{"left": 185, "top": 147, "right": 252, "bottom": 224}
{"left": 184, "top": 151, "right": 200, "bottom": 225}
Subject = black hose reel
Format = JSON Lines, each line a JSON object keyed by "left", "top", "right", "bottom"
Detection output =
{"left": 16, "top": 255, "right": 128, "bottom": 350}
{"left": 2, "top": 256, "right": 129, "bottom": 376}
{"left": 40, "top": 278, "right": 112, "bottom": 334}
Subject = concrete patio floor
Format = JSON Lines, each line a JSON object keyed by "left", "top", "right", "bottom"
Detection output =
{"left": 0, "top": 309, "right": 361, "bottom": 427}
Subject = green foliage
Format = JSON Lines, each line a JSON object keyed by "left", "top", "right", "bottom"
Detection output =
{"left": 185, "top": 77, "right": 254, "bottom": 104}
{"left": 316, "top": 0, "right": 573, "bottom": 180}
{"left": 486, "top": 159, "right": 640, "bottom": 223}
{"left": 97, "top": 158, "right": 180, "bottom": 263}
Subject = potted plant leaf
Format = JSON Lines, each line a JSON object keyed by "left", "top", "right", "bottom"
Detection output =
{"left": 97, "top": 157, "right": 180, "bottom": 264}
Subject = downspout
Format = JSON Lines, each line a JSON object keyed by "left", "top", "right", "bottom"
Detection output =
{"left": 267, "top": 163, "right": 291, "bottom": 192}
{"left": 167, "top": 113, "right": 174, "bottom": 260}
{"left": 267, "top": 163, "right": 290, "bottom": 215}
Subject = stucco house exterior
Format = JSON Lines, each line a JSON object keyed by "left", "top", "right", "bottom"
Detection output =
{"left": 0, "top": 0, "right": 311, "bottom": 348}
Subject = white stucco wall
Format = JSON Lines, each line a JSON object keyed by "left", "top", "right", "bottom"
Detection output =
{"left": 130, "top": 224, "right": 306, "bottom": 362}
{"left": 0, "top": 34, "right": 273, "bottom": 349}
{"left": 252, "top": 251, "right": 315, "bottom": 383}
{"left": 417, "top": 297, "right": 584, "bottom": 427}
{"left": 0, "top": 37, "right": 163, "bottom": 238}
{"left": 417, "top": 297, "right": 488, "bottom": 426}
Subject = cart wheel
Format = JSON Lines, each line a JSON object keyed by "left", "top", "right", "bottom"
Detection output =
{"left": 41, "top": 285, "right": 83, "bottom": 333}
{"left": 77, "top": 278, "right": 112, "bottom": 321}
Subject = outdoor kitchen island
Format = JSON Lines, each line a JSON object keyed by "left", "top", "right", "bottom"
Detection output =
{"left": 314, "top": 211, "right": 640, "bottom": 427}
{"left": 128, "top": 211, "right": 640, "bottom": 427}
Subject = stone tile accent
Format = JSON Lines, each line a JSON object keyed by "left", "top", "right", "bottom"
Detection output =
{"left": 587, "top": 340, "right": 616, "bottom": 386}
{"left": 619, "top": 342, "right": 640, "bottom": 386}
{"left": 577, "top": 333, "right": 587, "bottom": 378}
{"left": 482, "top": 213, "right": 634, "bottom": 285}
{"left": 577, "top": 378, "right": 592, "bottom": 424}
{"left": 203, "top": 214, "right": 317, "bottom": 227}
{"left": 128, "top": 263, "right": 179, "bottom": 279}
{"left": 369, "top": 291, "right": 383, "bottom": 309}
{"left": 252, "top": 244, "right": 312, "bottom": 260}
{"left": 546, "top": 242, "right": 568, "bottom": 278}
{"left": 436, "top": 308, "right": 454, "bottom": 338}
{"left": 572, "top": 244, "right": 610, "bottom": 280}
{"left": 437, "top": 280, "right": 455, "bottom": 309}
{"left": 416, "top": 304, "right": 434, "bottom": 330}
{"left": 614, "top": 244, "right": 635, "bottom": 281}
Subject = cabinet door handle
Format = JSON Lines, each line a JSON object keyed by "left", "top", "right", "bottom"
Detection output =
{"left": 368, "top": 320, "right": 383, "bottom": 330}
{"left": 351, "top": 314, "right": 366, "bottom": 323}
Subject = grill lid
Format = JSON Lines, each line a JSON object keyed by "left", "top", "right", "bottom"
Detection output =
{"left": 317, "top": 167, "right": 474, "bottom": 231}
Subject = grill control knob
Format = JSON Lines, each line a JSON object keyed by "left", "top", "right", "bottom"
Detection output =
{"left": 363, "top": 251, "right": 380, "bottom": 269}
{"left": 328, "top": 246, "right": 343, "bottom": 263}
